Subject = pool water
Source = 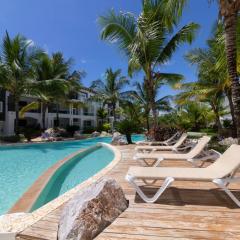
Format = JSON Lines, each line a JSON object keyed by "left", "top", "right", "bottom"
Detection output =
{"left": 0, "top": 135, "right": 143, "bottom": 215}
{"left": 31, "top": 146, "right": 114, "bottom": 211}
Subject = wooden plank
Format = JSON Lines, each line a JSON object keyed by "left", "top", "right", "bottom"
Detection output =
{"left": 17, "top": 145, "right": 240, "bottom": 240}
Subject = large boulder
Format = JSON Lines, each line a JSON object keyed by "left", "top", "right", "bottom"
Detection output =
{"left": 91, "top": 131, "right": 100, "bottom": 138}
{"left": 58, "top": 178, "right": 128, "bottom": 240}
{"left": 219, "top": 137, "right": 238, "bottom": 146}
{"left": 111, "top": 132, "right": 128, "bottom": 145}
{"left": 100, "top": 131, "right": 109, "bottom": 137}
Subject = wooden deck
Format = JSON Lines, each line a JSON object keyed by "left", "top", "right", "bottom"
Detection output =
{"left": 17, "top": 145, "right": 240, "bottom": 240}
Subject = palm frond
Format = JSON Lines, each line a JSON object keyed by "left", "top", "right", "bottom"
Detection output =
{"left": 155, "top": 23, "right": 199, "bottom": 66}
{"left": 19, "top": 101, "right": 39, "bottom": 118}
{"left": 99, "top": 10, "right": 136, "bottom": 53}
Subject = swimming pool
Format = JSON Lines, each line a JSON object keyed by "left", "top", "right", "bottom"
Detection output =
{"left": 0, "top": 135, "right": 143, "bottom": 215}
{"left": 31, "top": 145, "right": 115, "bottom": 211}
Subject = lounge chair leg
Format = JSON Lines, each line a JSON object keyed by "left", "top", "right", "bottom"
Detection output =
{"left": 213, "top": 178, "right": 240, "bottom": 207}
{"left": 133, "top": 156, "right": 164, "bottom": 167}
{"left": 153, "top": 157, "right": 164, "bottom": 167}
{"left": 126, "top": 174, "right": 174, "bottom": 203}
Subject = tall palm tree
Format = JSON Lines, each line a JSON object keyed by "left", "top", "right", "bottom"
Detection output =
{"left": 216, "top": 0, "right": 240, "bottom": 140}
{"left": 124, "top": 82, "right": 171, "bottom": 131}
{"left": 90, "top": 68, "right": 129, "bottom": 124}
{"left": 99, "top": 0, "right": 199, "bottom": 135}
{"left": 0, "top": 32, "right": 43, "bottom": 134}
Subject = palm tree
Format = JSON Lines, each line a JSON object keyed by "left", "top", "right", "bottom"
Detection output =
{"left": 0, "top": 32, "right": 43, "bottom": 134}
{"left": 177, "top": 102, "right": 215, "bottom": 131}
{"left": 21, "top": 53, "right": 83, "bottom": 129}
{"left": 97, "top": 107, "right": 108, "bottom": 126}
{"left": 99, "top": 0, "right": 199, "bottom": 134}
{"left": 90, "top": 68, "right": 129, "bottom": 124}
{"left": 216, "top": 0, "right": 240, "bottom": 140}
{"left": 182, "top": 21, "right": 239, "bottom": 135}
{"left": 176, "top": 81, "right": 226, "bottom": 134}
{"left": 123, "top": 82, "right": 171, "bottom": 131}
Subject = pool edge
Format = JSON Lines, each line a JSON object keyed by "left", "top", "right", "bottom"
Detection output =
{"left": 0, "top": 143, "right": 122, "bottom": 234}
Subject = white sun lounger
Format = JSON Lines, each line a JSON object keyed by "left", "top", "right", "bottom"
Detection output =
{"left": 135, "top": 133, "right": 188, "bottom": 153}
{"left": 136, "top": 132, "right": 180, "bottom": 146}
{"left": 126, "top": 144, "right": 240, "bottom": 206}
{"left": 134, "top": 136, "right": 217, "bottom": 167}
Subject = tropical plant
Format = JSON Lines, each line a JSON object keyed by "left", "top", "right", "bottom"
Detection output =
{"left": 99, "top": 0, "right": 199, "bottom": 135}
{"left": 179, "top": 21, "right": 236, "bottom": 135}
{"left": 0, "top": 32, "right": 43, "bottom": 134}
{"left": 20, "top": 53, "right": 83, "bottom": 129}
{"left": 97, "top": 107, "right": 108, "bottom": 125}
{"left": 102, "top": 123, "right": 111, "bottom": 132}
{"left": 160, "top": 102, "right": 215, "bottom": 131}
{"left": 123, "top": 81, "right": 172, "bottom": 131}
{"left": 116, "top": 119, "right": 139, "bottom": 144}
{"left": 90, "top": 68, "right": 129, "bottom": 124}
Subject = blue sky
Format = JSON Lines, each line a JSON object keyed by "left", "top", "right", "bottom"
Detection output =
{"left": 0, "top": 0, "right": 218, "bottom": 97}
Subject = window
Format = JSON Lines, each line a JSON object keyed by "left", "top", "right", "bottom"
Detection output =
{"left": 83, "top": 120, "right": 92, "bottom": 127}
{"left": 0, "top": 101, "right": 3, "bottom": 113}
{"left": 73, "top": 108, "right": 79, "bottom": 115}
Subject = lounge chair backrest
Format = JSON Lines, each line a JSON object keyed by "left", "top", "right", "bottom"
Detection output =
{"left": 173, "top": 133, "right": 188, "bottom": 148}
{"left": 166, "top": 132, "right": 179, "bottom": 143}
{"left": 207, "top": 144, "right": 240, "bottom": 178}
{"left": 185, "top": 136, "right": 211, "bottom": 159}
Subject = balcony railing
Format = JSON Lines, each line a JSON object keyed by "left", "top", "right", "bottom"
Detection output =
{"left": 83, "top": 112, "right": 94, "bottom": 116}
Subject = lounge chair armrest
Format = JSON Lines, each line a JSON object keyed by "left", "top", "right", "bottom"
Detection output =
{"left": 174, "top": 144, "right": 193, "bottom": 152}
{"left": 209, "top": 149, "right": 222, "bottom": 158}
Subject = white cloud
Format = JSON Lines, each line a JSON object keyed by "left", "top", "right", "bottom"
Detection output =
{"left": 81, "top": 59, "right": 87, "bottom": 64}
{"left": 163, "top": 60, "right": 175, "bottom": 66}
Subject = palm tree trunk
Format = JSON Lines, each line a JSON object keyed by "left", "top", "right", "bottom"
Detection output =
{"left": 146, "top": 114, "right": 150, "bottom": 132}
{"left": 146, "top": 69, "right": 158, "bottom": 139}
{"left": 211, "top": 103, "right": 222, "bottom": 136}
{"left": 56, "top": 104, "right": 60, "bottom": 127}
{"left": 112, "top": 102, "right": 116, "bottom": 129}
{"left": 42, "top": 103, "right": 47, "bottom": 130}
{"left": 224, "top": 13, "right": 240, "bottom": 141}
{"left": 113, "top": 103, "right": 116, "bottom": 121}
{"left": 226, "top": 91, "right": 237, "bottom": 137}
{"left": 15, "top": 99, "right": 20, "bottom": 135}
{"left": 126, "top": 133, "right": 133, "bottom": 144}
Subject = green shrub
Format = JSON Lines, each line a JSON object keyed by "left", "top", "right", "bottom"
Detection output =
{"left": 208, "top": 136, "right": 228, "bottom": 153}
{"left": 102, "top": 123, "right": 111, "bottom": 132}
{"left": 82, "top": 127, "right": 96, "bottom": 134}
{"left": 148, "top": 125, "right": 182, "bottom": 141}
{"left": 18, "top": 124, "right": 41, "bottom": 142}
{"left": 66, "top": 125, "right": 80, "bottom": 137}
{"left": 223, "top": 119, "right": 232, "bottom": 129}
{"left": 0, "top": 135, "right": 21, "bottom": 143}
{"left": 116, "top": 119, "right": 139, "bottom": 144}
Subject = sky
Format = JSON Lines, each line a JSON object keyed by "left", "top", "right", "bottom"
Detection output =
{"left": 0, "top": 0, "right": 219, "bottom": 97}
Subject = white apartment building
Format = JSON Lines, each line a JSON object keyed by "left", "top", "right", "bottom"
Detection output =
{"left": 0, "top": 87, "right": 101, "bottom": 136}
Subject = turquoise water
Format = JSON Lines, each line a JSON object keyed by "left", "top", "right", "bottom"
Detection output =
{"left": 31, "top": 146, "right": 114, "bottom": 211}
{"left": 0, "top": 135, "right": 143, "bottom": 215}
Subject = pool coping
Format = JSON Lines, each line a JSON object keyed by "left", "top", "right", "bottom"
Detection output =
{"left": 0, "top": 143, "right": 122, "bottom": 235}
{"left": 0, "top": 136, "right": 112, "bottom": 148}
